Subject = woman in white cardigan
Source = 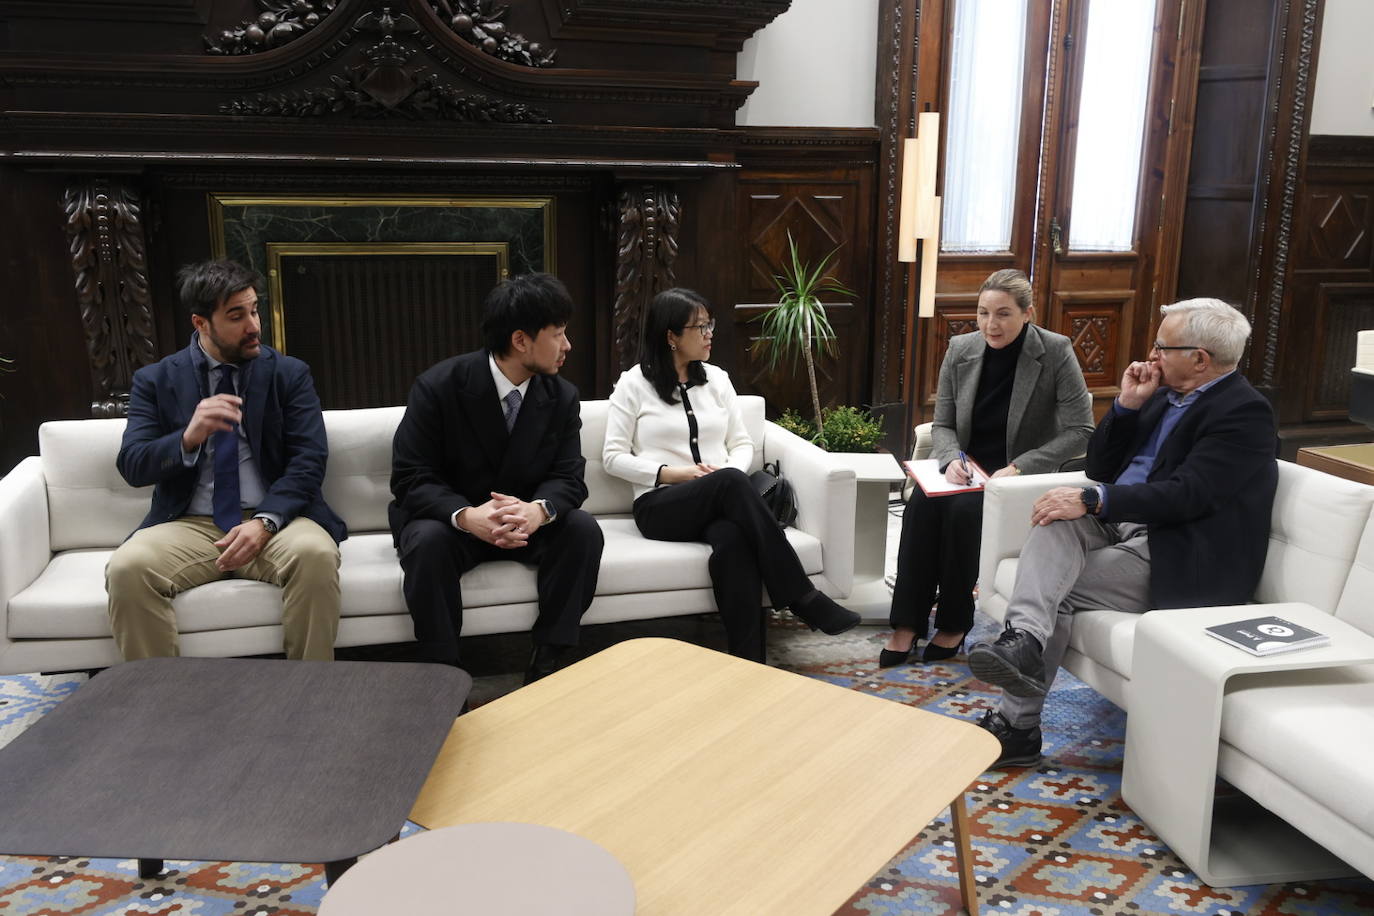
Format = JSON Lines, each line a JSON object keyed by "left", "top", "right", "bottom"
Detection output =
{"left": 603, "top": 288, "right": 860, "bottom": 659}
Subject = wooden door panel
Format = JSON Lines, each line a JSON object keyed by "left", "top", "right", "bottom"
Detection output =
{"left": 733, "top": 173, "right": 871, "bottom": 412}
{"left": 1305, "top": 282, "right": 1374, "bottom": 421}
{"left": 1048, "top": 289, "right": 1136, "bottom": 399}
{"left": 920, "top": 295, "right": 980, "bottom": 409}
{"left": 1299, "top": 190, "right": 1373, "bottom": 272}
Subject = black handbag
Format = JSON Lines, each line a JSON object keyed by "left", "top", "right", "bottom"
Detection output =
{"left": 749, "top": 460, "right": 798, "bottom": 528}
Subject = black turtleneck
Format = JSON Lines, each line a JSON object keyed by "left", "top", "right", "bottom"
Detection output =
{"left": 966, "top": 322, "right": 1028, "bottom": 472}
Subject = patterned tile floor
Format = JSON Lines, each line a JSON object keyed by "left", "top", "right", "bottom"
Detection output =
{"left": 1, "top": 501, "right": 1371, "bottom": 914}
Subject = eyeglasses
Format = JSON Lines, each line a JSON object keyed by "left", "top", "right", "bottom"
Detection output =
{"left": 683, "top": 320, "right": 716, "bottom": 336}
{"left": 1152, "top": 342, "right": 1213, "bottom": 356}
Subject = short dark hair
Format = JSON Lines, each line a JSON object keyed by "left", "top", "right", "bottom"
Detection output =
{"left": 176, "top": 259, "right": 263, "bottom": 319}
{"left": 480, "top": 273, "right": 574, "bottom": 356}
{"left": 638, "top": 287, "right": 709, "bottom": 404}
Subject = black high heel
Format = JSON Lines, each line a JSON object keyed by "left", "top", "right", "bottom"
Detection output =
{"left": 921, "top": 632, "right": 967, "bottom": 663}
{"left": 791, "top": 590, "right": 861, "bottom": 635}
{"left": 878, "top": 639, "right": 919, "bottom": 668}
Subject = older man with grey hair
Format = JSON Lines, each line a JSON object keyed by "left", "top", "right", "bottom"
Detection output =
{"left": 967, "top": 298, "right": 1278, "bottom": 768}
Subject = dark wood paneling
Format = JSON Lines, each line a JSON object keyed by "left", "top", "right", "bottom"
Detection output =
{"left": 1170, "top": 0, "right": 1277, "bottom": 308}
{"left": 1310, "top": 283, "right": 1374, "bottom": 417}
{"left": 1285, "top": 135, "right": 1374, "bottom": 427}
{"left": 730, "top": 147, "right": 877, "bottom": 416}
{"left": 0, "top": 165, "right": 95, "bottom": 472}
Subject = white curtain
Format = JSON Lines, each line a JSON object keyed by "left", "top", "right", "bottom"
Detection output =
{"left": 1067, "top": 0, "right": 1159, "bottom": 251}
{"left": 941, "top": 0, "right": 1029, "bottom": 253}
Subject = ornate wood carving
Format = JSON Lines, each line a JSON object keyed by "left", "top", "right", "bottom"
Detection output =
{"left": 428, "top": 0, "right": 558, "bottom": 67}
{"left": 221, "top": 6, "right": 550, "bottom": 121}
{"left": 61, "top": 179, "right": 157, "bottom": 418}
{"left": 873, "top": 0, "right": 917, "bottom": 410}
{"left": 613, "top": 185, "right": 681, "bottom": 371}
{"left": 1255, "top": 0, "right": 1318, "bottom": 388}
{"left": 543, "top": 0, "right": 791, "bottom": 52}
{"left": 204, "top": 0, "right": 339, "bottom": 55}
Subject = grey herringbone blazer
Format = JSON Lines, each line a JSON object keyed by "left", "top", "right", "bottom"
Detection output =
{"left": 930, "top": 323, "right": 1093, "bottom": 475}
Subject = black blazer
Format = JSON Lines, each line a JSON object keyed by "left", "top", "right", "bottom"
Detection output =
{"left": 116, "top": 335, "right": 346, "bottom": 542}
{"left": 388, "top": 349, "right": 588, "bottom": 539}
{"left": 1088, "top": 372, "right": 1277, "bottom": 609}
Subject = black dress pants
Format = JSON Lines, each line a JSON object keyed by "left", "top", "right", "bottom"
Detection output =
{"left": 632, "top": 467, "right": 812, "bottom": 660}
{"left": 397, "top": 508, "right": 604, "bottom": 664}
{"left": 889, "top": 488, "right": 983, "bottom": 638}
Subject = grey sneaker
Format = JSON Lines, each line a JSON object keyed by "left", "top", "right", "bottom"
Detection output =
{"left": 976, "top": 709, "right": 1043, "bottom": 769}
{"left": 968, "top": 622, "right": 1047, "bottom": 697}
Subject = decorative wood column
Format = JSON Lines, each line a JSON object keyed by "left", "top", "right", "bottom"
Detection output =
{"left": 613, "top": 184, "right": 681, "bottom": 371}
{"left": 61, "top": 178, "right": 157, "bottom": 417}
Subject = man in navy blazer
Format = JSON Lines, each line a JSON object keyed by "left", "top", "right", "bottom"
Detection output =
{"left": 106, "top": 259, "right": 345, "bottom": 661}
{"left": 967, "top": 298, "right": 1278, "bottom": 768}
{"left": 389, "top": 273, "right": 603, "bottom": 684}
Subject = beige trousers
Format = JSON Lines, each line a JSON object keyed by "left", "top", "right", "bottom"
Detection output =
{"left": 106, "top": 514, "right": 341, "bottom": 661}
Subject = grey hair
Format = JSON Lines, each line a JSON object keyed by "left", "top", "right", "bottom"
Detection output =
{"left": 979, "top": 268, "right": 1033, "bottom": 312}
{"left": 1159, "top": 298, "right": 1251, "bottom": 368}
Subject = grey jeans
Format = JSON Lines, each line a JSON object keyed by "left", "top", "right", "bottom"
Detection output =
{"left": 999, "top": 515, "right": 1152, "bottom": 728}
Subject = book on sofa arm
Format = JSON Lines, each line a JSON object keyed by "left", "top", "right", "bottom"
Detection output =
{"left": 1204, "top": 615, "right": 1331, "bottom": 656}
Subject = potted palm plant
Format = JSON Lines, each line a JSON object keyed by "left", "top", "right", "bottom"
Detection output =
{"left": 753, "top": 233, "right": 882, "bottom": 452}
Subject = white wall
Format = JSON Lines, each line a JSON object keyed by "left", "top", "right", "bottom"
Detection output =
{"left": 1311, "top": 0, "right": 1374, "bottom": 136}
{"left": 736, "top": 0, "right": 879, "bottom": 128}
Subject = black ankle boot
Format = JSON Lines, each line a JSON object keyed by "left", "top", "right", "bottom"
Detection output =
{"left": 791, "top": 590, "right": 861, "bottom": 636}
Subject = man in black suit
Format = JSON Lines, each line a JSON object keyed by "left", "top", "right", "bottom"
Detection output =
{"left": 968, "top": 298, "right": 1278, "bottom": 768}
{"left": 389, "top": 273, "right": 603, "bottom": 684}
{"left": 106, "top": 259, "right": 345, "bottom": 661}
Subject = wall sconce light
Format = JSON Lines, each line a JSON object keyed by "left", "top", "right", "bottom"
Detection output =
{"left": 897, "top": 111, "right": 941, "bottom": 319}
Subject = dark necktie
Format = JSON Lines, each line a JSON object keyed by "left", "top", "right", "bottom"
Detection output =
{"left": 212, "top": 365, "right": 241, "bottom": 533}
{"left": 503, "top": 389, "right": 522, "bottom": 432}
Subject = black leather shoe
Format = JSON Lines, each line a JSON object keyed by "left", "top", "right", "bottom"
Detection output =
{"left": 921, "top": 632, "right": 966, "bottom": 663}
{"left": 975, "top": 708, "right": 1043, "bottom": 768}
{"left": 791, "top": 590, "right": 861, "bottom": 636}
{"left": 968, "top": 622, "right": 1047, "bottom": 697}
{"left": 523, "top": 644, "right": 568, "bottom": 686}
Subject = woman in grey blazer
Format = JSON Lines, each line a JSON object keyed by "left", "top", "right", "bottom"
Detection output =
{"left": 881, "top": 269, "right": 1093, "bottom": 667}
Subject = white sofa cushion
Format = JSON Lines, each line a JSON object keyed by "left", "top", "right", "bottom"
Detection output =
{"left": 321, "top": 407, "right": 405, "bottom": 534}
{"left": 39, "top": 420, "right": 149, "bottom": 552}
{"left": 8, "top": 519, "right": 825, "bottom": 641}
{"left": 1220, "top": 664, "right": 1374, "bottom": 837}
{"left": 1336, "top": 508, "right": 1374, "bottom": 634}
{"left": 1255, "top": 461, "right": 1374, "bottom": 611}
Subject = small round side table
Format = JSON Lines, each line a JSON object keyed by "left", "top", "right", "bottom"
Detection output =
{"left": 319, "top": 822, "right": 635, "bottom": 915}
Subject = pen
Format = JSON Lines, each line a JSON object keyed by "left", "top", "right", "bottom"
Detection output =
{"left": 958, "top": 450, "right": 971, "bottom": 483}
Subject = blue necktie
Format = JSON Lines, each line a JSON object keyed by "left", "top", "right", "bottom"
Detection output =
{"left": 211, "top": 365, "right": 241, "bottom": 533}
{"left": 503, "top": 389, "right": 522, "bottom": 432}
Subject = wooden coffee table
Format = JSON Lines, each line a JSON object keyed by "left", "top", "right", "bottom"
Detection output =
{"left": 411, "top": 637, "right": 1000, "bottom": 915}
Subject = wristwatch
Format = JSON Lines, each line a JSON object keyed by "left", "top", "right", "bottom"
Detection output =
{"left": 535, "top": 499, "right": 557, "bottom": 525}
{"left": 255, "top": 515, "right": 280, "bottom": 535}
{"left": 1079, "top": 487, "right": 1101, "bottom": 516}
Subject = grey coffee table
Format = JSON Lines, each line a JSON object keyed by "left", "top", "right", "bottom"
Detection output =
{"left": 0, "top": 657, "right": 469, "bottom": 884}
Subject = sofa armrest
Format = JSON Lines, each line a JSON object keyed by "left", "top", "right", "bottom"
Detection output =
{"left": 978, "top": 470, "right": 1091, "bottom": 605}
{"left": 761, "top": 422, "right": 857, "bottom": 596}
{"left": 0, "top": 456, "right": 53, "bottom": 621}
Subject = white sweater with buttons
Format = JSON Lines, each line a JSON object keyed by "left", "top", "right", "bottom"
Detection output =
{"left": 603, "top": 362, "right": 755, "bottom": 501}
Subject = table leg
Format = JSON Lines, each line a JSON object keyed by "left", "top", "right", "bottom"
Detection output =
{"left": 949, "top": 794, "right": 979, "bottom": 916}
{"left": 137, "top": 858, "right": 163, "bottom": 879}
{"left": 325, "top": 857, "right": 357, "bottom": 887}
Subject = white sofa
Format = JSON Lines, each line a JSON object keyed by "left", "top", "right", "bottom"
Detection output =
{"left": 0, "top": 396, "right": 857, "bottom": 676}
{"left": 977, "top": 461, "right": 1374, "bottom": 884}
